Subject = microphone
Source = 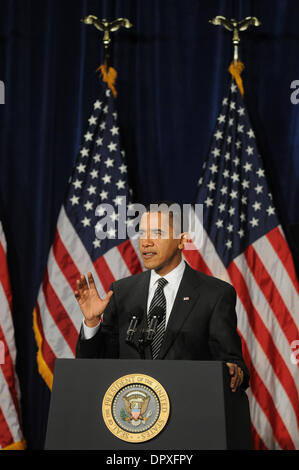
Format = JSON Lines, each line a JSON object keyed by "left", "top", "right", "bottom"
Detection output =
{"left": 125, "top": 311, "right": 143, "bottom": 343}
{"left": 144, "top": 306, "right": 164, "bottom": 342}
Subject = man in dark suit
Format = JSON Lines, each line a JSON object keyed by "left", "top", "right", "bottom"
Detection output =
{"left": 75, "top": 202, "right": 249, "bottom": 392}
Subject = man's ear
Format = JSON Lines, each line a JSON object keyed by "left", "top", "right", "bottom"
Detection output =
{"left": 178, "top": 232, "right": 191, "bottom": 250}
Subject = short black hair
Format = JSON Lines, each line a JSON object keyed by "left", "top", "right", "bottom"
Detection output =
{"left": 144, "top": 200, "right": 186, "bottom": 235}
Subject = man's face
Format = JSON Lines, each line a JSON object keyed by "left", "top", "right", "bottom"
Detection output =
{"left": 138, "top": 211, "right": 183, "bottom": 275}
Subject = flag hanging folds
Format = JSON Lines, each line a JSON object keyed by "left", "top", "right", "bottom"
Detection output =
{"left": 0, "top": 221, "right": 25, "bottom": 450}
{"left": 185, "top": 68, "right": 299, "bottom": 450}
{"left": 33, "top": 70, "right": 143, "bottom": 390}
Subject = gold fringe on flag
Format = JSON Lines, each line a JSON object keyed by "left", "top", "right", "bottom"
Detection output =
{"left": 96, "top": 64, "right": 117, "bottom": 98}
{"left": 3, "top": 440, "right": 27, "bottom": 450}
{"left": 228, "top": 60, "right": 245, "bottom": 97}
{"left": 33, "top": 308, "right": 53, "bottom": 390}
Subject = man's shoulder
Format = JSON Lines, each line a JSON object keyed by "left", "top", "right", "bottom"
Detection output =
{"left": 110, "top": 263, "right": 235, "bottom": 297}
{"left": 186, "top": 263, "right": 236, "bottom": 296}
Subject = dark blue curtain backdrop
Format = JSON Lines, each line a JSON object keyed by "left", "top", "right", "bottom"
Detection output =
{"left": 0, "top": 0, "right": 299, "bottom": 449}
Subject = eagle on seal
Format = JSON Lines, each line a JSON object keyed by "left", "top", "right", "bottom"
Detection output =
{"left": 122, "top": 391, "right": 150, "bottom": 422}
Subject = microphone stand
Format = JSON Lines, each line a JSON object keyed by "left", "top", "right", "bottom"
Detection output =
{"left": 138, "top": 311, "right": 163, "bottom": 358}
{"left": 125, "top": 308, "right": 163, "bottom": 359}
{"left": 125, "top": 315, "right": 141, "bottom": 355}
{"left": 125, "top": 315, "right": 139, "bottom": 343}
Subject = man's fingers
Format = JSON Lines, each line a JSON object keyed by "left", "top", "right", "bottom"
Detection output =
{"left": 233, "top": 374, "right": 241, "bottom": 391}
{"left": 74, "top": 290, "right": 80, "bottom": 301}
{"left": 76, "top": 274, "right": 88, "bottom": 295}
{"left": 231, "top": 370, "right": 238, "bottom": 391}
{"left": 87, "top": 272, "right": 98, "bottom": 294}
{"left": 226, "top": 363, "right": 243, "bottom": 392}
{"left": 76, "top": 275, "right": 83, "bottom": 291}
{"left": 103, "top": 290, "right": 113, "bottom": 305}
{"left": 232, "top": 372, "right": 239, "bottom": 391}
{"left": 236, "top": 369, "right": 244, "bottom": 389}
{"left": 231, "top": 366, "right": 243, "bottom": 392}
{"left": 80, "top": 274, "right": 88, "bottom": 290}
{"left": 226, "top": 362, "right": 235, "bottom": 390}
{"left": 226, "top": 362, "right": 236, "bottom": 376}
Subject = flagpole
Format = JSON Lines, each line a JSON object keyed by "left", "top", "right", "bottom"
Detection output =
{"left": 209, "top": 15, "right": 261, "bottom": 96}
{"left": 209, "top": 16, "right": 261, "bottom": 62}
{"left": 81, "top": 16, "right": 132, "bottom": 72}
{"left": 34, "top": 16, "right": 138, "bottom": 392}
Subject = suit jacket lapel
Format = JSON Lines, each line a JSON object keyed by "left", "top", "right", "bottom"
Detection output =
{"left": 158, "top": 263, "right": 201, "bottom": 359}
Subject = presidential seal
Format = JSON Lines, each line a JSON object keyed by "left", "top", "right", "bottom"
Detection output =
{"left": 102, "top": 373, "right": 170, "bottom": 443}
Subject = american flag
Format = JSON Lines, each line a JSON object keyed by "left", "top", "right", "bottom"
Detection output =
{"left": 0, "top": 220, "right": 25, "bottom": 449}
{"left": 184, "top": 77, "right": 299, "bottom": 449}
{"left": 33, "top": 76, "right": 143, "bottom": 390}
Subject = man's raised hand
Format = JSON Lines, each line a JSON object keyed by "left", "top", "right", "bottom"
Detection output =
{"left": 74, "top": 272, "right": 113, "bottom": 328}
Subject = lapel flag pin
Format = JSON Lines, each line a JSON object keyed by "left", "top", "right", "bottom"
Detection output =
{"left": 183, "top": 297, "right": 190, "bottom": 301}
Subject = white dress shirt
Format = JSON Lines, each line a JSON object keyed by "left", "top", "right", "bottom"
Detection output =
{"left": 146, "top": 257, "right": 185, "bottom": 326}
{"left": 82, "top": 257, "right": 186, "bottom": 339}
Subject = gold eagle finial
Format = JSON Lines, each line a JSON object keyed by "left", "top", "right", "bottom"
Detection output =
{"left": 81, "top": 16, "right": 132, "bottom": 74}
{"left": 209, "top": 16, "right": 261, "bottom": 60}
{"left": 81, "top": 16, "right": 132, "bottom": 48}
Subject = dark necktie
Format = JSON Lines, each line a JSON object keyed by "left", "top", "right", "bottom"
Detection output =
{"left": 148, "top": 277, "right": 168, "bottom": 359}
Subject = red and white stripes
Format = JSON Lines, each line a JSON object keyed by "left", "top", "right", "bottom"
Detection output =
{"left": 34, "top": 207, "right": 143, "bottom": 389}
{"left": 185, "top": 215, "right": 299, "bottom": 449}
{"left": 34, "top": 205, "right": 299, "bottom": 449}
{"left": 0, "top": 221, "right": 25, "bottom": 450}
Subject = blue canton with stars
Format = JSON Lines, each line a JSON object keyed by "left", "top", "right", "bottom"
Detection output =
{"left": 64, "top": 84, "right": 132, "bottom": 262}
{"left": 195, "top": 80, "right": 279, "bottom": 268}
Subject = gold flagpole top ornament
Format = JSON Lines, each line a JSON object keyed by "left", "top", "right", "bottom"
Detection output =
{"left": 209, "top": 16, "right": 261, "bottom": 62}
{"left": 81, "top": 16, "right": 133, "bottom": 97}
{"left": 209, "top": 16, "right": 261, "bottom": 96}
